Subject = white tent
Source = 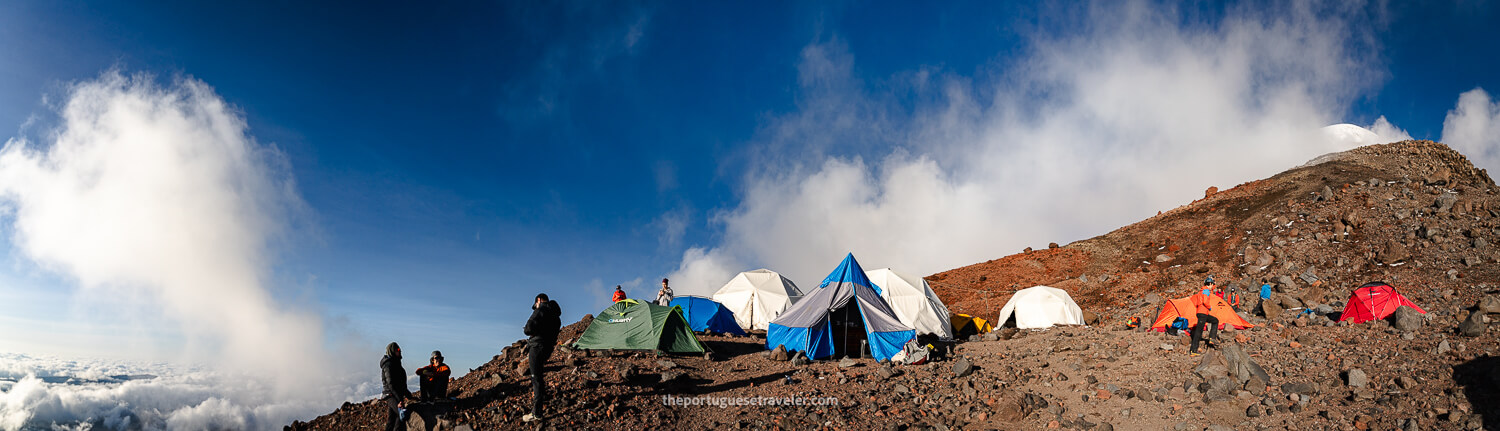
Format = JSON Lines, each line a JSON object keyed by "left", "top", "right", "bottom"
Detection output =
{"left": 864, "top": 268, "right": 953, "bottom": 338}
{"left": 996, "top": 285, "right": 1086, "bottom": 329}
{"left": 711, "top": 269, "right": 804, "bottom": 331}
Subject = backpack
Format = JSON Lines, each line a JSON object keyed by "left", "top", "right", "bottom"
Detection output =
{"left": 1167, "top": 317, "right": 1190, "bottom": 335}
{"left": 1260, "top": 284, "right": 1272, "bottom": 299}
{"left": 890, "top": 339, "right": 930, "bottom": 365}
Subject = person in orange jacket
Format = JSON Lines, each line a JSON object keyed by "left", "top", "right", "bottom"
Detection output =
{"left": 611, "top": 285, "right": 627, "bottom": 302}
{"left": 1189, "top": 277, "right": 1221, "bottom": 356}
{"left": 415, "top": 350, "right": 451, "bottom": 401}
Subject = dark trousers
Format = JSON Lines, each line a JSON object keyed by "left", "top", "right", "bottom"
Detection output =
{"left": 528, "top": 342, "right": 555, "bottom": 416}
{"left": 1190, "top": 313, "right": 1220, "bottom": 353}
{"left": 384, "top": 396, "right": 407, "bottom": 431}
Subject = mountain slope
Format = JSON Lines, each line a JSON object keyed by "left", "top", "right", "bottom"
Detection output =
{"left": 292, "top": 140, "right": 1500, "bottom": 431}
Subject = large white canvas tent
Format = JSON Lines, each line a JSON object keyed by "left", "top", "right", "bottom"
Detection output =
{"left": 865, "top": 268, "right": 953, "bottom": 338}
{"left": 711, "top": 269, "right": 804, "bottom": 331}
{"left": 996, "top": 285, "right": 1086, "bottom": 329}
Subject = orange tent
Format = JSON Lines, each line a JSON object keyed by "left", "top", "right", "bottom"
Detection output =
{"left": 1150, "top": 294, "right": 1253, "bottom": 332}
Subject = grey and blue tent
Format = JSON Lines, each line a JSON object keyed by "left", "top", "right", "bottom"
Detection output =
{"left": 766, "top": 253, "right": 915, "bottom": 361}
{"left": 669, "top": 296, "right": 747, "bottom": 335}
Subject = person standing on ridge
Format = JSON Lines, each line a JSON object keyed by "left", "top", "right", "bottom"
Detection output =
{"left": 381, "top": 342, "right": 414, "bottom": 431}
{"left": 415, "top": 350, "right": 451, "bottom": 401}
{"left": 522, "top": 293, "right": 562, "bottom": 423}
{"left": 612, "top": 285, "right": 626, "bottom": 302}
{"left": 655, "top": 278, "right": 673, "bottom": 306}
{"left": 1188, "top": 277, "right": 1221, "bottom": 356}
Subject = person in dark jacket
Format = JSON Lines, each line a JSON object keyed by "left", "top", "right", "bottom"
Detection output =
{"left": 415, "top": 350, "right": 452, "bottom": 401}
{"left": 521, "top": 294, "right": 562, "bottom": 423}
{"left": 381, "top": 342, "right": 414, "bottom": 431}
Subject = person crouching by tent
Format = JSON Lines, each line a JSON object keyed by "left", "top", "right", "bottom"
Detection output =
{"left": 655, "top": 278, "right": 673, "bottom": 306}
{"left": 1189, "top": 278, "right": 1221, "bottom": 356}
{"left": 381, "top": 342, "right": 414, "bottom": 431}
{"left": 523, "top": 293, "right": 561, "bottom": 423}
{"left": 415, "top": 351, "right": 451, "bottom": 401}
{"left": 612, "top": 285, "right": 627, "bottom": 302}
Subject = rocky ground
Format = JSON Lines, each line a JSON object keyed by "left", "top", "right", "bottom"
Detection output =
{"left": 291, "top": 140, "right": 1500, "bottom": 430}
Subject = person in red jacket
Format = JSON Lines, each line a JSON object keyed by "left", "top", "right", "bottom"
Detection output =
{"left": 1189, "top": 278, "right": 1221, "bottom": 356}
{"left": 612, "top": 285, "right": 627, "bottom": 302}
{"left": 415, "top": 351, "right": 451, "bottom": 401}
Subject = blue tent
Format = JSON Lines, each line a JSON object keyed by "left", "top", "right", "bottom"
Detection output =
{"left": 668, "top": 296, "right": 747, "bottom": 335}
{"left": 766, "top": 253, "right": 915, "bottom": 361}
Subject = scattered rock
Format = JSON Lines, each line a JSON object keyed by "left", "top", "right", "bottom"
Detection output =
{"left": 656, "top": 360, "right": 678, "bottom": 370}
{"left": 791, "top": 352, "right": 811, "bottom": 366}
{"left": 1458, "top": 311, "right": 1487, "bottom": 336}
{"left": 660, "top": 370, "right": 687, "bottom": 384}
{"left": 953, "top": 357, "right": 974, "bottom": 377}
{"left": 1246, "top": 404, "right": 1263, "bottom": 418}
{"left": 618, "top": 363, "right": 639, "bottom": 381}
{"left": 837, "top": 357, "right": 859, "bottom": 369}
{"left": 1435, "top": 192, "right": 1458, "bottom": 212}
{"left": 1345, "top": 368, "right": 1368, "bottom": 388}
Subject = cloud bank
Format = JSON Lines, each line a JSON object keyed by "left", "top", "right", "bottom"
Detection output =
{"left": 0, "top": 353, "right": 375, "bottom": 431}
{"left": 0, "top": 72, "right": 368, "bottom": 429}
{"left": 1443, "top": 88, "right": 1500, "bottom": 173}
{"left": 669, "top": 2, "right": 1411, "bottom": 294}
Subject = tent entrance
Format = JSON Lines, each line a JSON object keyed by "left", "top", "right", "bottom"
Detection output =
{"left": 829, "top": 301, "right": 868, "bottom": 358}
{"left": 1001, "top": 313, "right": 1018, "bottom": 329}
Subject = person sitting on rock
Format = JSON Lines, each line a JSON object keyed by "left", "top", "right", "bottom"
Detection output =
{"left": 1188, "top": 278, "right": 1221, "bottom": 356}
{"left": 415, "top": 350, "right": 451, "bottom": 401}
{"left": 612, "top": 285, "right": 626, "bottom": 302}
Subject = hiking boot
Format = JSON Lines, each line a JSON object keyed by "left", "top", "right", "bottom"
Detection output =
{"left": 1189, "top": 352, "right": 1202, "bottom": 357}
{"left": 522, "top": 413, "right": 540, "bottom": 423}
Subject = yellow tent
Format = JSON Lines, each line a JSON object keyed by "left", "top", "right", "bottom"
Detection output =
{"left": 950, "top": 313, "right": 993, "bottom": 338}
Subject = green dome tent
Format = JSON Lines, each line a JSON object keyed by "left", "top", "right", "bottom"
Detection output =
{"left": 573, "top": 299, "right": 706, "bottom": 354}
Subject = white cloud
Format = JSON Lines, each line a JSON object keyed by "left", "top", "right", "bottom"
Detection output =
{"left": 0, "top": 71, "right": 369, "bottom": 428}
{"left": 0, "top": 353, "right": 376, "bottom": 431}
{"left": 1441, "top": 87, "right": 1500, "bottom": 172}
{"left": 670, "top": 2, "right": 1396, "bottom": 291}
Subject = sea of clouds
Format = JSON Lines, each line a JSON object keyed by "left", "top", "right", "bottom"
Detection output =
{"left": 0, "top": 352, "right": 378, "bottom": 431}
{"left": 0, "top": 72, "right": 378, "bottom": 430}
{"left": 667, "top": 1, "right": 1500, "bottom": 296}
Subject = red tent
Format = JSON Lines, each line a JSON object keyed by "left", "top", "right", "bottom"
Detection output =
{"left": 1338, "top": 282, "right": 1425, "bottom": 324}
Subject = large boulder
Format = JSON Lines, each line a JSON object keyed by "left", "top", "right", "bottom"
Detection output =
{"left": 1479, "top": 296, "right": 1500, "bottom": 315}
{"left": 768, "top": 345, "right": 790, "bottom": 361}
{"left": 1389, "top": 306, "right": 1425, "bottom": 331}
{"left": 1380, "top": 240, "right": 1409, "bottom": 264}
{"left": 1220, "top": 344, "right": 1271, "bottom": 386}
{"left": 991, "top": 390, "right": 1034, "bottom": 422}
{"left": 1459, "top": 312, "right": 1487, "bottom": 337}
{"left": 1082, "top": 310, "right": 1102, "bottom": 325}
{"left": 1193, "top": 351, "right": 1228, "bottom": 380}
{"left": 1261, "top": 299, "right": 1284, "bottom": 318}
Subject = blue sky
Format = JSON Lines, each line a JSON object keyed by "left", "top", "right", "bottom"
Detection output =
{"left": 3, "top": 1, "right": 1500, "bottom": 376}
